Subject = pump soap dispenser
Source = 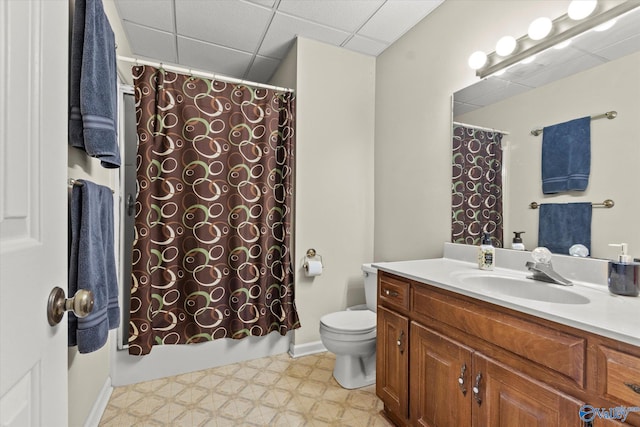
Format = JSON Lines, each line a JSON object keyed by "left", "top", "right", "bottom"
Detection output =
{"left": 608, "top": 243, "right": 639, "bottom": 297}
{"left": 478, "top": 233, "right": 495, "bottom": 270}
{"left": 511, "top": 231, "right": 525, "bottom": 250}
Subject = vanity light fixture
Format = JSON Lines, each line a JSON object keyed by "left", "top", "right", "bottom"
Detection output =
{"left": 470, "top": 0, "right": 640, "bottom": 79}
{"left": 528, "top": 17, "right": 553, "bottom": 40}
{"left": 495, "top": 36, "right": 517, "bottom": 56}
{"left": 468, "top": 51, "right": 488, "bottom": 70}
{"left": 568, "top": 0, "right": 597, "bottom": 20}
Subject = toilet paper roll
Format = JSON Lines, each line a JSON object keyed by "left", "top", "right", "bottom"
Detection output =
{"left": 304, "top": 260, "right": 323, "bottom": 277}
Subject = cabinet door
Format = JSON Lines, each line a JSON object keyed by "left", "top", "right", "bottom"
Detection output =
{"left": 410, "top": 323, "right": 473, "bottom": 427}
{"left": 473, "top": 353, "right": 584, "bottom": 427}
{"left": 377, "top": 305, "right": 410, "bottom": 421}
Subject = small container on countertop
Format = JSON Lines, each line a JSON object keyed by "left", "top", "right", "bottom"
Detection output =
{"left": 608, "top": 243, "right": 639, "bottom": 297}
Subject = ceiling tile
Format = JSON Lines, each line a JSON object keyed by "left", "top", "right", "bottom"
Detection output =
{"left": 343, "top": 35, "right": 388, "bottom": 56}
{"left": 114, "top": 0, "right": 174, "bottom": 32}
{"left": 177, "top": 36, "right": 253, "bottom": 78}
{"left": 517, "top": 54, "right": 605, "bottom": 88}
{"left": 175, "top": 0, "right": 273, "bottom": 53}
{"left": 246, "top": 55, "right": 281, "bottom": 83}
{"left": 358, "top": 0, "right": 443, "bottom": 43}
{"left": 259, "top": 12, "right": 351, "bottom": 59}
{"left": 277, "top": 0, "right": 384, "bottom": 32}
{"left": 595, "top": 34, "right": 640, "bottom": 61}
{"left": 123, "top": 22, "right": 177, "bottom": 63}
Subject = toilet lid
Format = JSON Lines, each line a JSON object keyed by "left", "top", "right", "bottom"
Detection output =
{"left": 320, "top": 310, "right": 376, "bottom": 333}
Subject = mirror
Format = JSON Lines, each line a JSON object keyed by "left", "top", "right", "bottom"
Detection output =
{"left": 452, "top": 7, "right": 640, "bottom": 259}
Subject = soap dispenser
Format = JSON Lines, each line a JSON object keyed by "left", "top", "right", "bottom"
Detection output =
{"left": 478, "top": 233, "right": 495, "bottom": 270}
{"left": 607, "top": 243, "right": 639, "bottom": 297}
{"left": 511, "top": 231, "right": 525, "bottom": 250}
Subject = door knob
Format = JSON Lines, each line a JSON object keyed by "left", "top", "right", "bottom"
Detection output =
{"left": 47, "top": 287, "right": 94, "bottom": 326}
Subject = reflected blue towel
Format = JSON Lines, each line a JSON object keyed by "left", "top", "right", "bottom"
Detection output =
{"left": 68, "top": 180, "right": 120, "bottom": 353}
{"left": 69, "top": 0, "right": 121, "bottom": 168}
{"left": 538, "top": 202, "right": 592, "bottom": 255}
{"left": 541, "top": 116, "right": 590, "bottom": 194}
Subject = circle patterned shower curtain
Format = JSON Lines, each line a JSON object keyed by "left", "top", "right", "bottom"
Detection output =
{"left": 129, "top": 65, "right": 300, "bottom": 355}
{"left": 452, "top": 124, "right": 504, "bottom": 247}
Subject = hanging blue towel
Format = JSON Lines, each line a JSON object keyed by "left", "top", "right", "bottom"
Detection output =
{"left": 69, "top": 0, "right": 121, "bottom": 168}
{"left": 541, "top": 116, "right": 590, "bottom": 194}
{"left": 68, "top": 180, "right": 120, "bottom": 353}
{"left": 538, "top": 202, "right": 592, "bottom": 255}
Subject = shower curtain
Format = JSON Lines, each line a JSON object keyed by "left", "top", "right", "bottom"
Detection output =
{"left": 129, "top": 65, "right": 300, "bottom": 355}
{"left": 451, "top": 124, "right": 504, "bottom": 247}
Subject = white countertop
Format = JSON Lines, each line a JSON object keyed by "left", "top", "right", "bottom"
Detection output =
{"left": 373, "top": 256, "right": 640, "bottom": 347}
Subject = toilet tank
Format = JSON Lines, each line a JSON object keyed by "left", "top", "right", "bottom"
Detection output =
{"left": 362, "top": 264, "right": 378, "bottom": 312}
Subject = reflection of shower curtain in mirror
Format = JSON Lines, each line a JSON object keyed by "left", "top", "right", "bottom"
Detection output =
{"left": 129, "top": 65, "right": 300, "bottom": 355}
{"left": 452, "top": 125, "right": 504, "bottom": 247}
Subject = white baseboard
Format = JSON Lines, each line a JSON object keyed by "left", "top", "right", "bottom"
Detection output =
{"left": 84, "top": 377, "right": 113, "bottom": 427}
{"left": 288, "top": 340, "right": 327, "bottom": 358}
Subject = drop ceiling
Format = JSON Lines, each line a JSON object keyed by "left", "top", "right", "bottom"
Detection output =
{"left": 114, "top": 0, "right": 444, "bottom": 84}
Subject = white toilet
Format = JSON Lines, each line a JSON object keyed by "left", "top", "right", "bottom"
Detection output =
{"left": 319, "top": 264, "right": 378, "bottom": 389}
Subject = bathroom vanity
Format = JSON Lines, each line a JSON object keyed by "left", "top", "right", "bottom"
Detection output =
{"left": 374, "top": 246, "right": 640, "bottom": 426}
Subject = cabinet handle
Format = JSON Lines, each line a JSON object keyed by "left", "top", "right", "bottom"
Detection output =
{"left": 472, "top": 372, "right": 482, "bottom": 405}
{"left": 458, "top": 363, "right": 467, "bottom": 395}
{"left": 397, "top": 330, "right": 405, "bottom": 354}
{"left": 384, "top": 289, "right": 399, "bottom": 297}
{"left": 626, "top": 382, "right": 640, "bottom": 394}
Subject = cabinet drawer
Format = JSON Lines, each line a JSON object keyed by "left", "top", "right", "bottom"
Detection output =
{"left": 598, "top": 346, "right": 640, "bottom": 406}
{"left": 379, "top": 273, "right": 410, "bottom": 311}
{"left": 412, "top": 285, "right": 586, "bottom": 387}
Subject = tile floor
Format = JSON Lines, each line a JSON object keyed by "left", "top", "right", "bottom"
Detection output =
{"left": 99, "top": 351, "right": 393, "bottom": 426}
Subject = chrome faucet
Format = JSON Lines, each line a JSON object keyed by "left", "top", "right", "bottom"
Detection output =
{"left": 525, "top": 247, "right": 572, "bottom": 286}
{"left": 526, "top": 261, "right": 573, "bottom": 286}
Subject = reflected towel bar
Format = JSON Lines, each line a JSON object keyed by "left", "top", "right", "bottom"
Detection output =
{"left": 68, "top": 178, "right": 114, "bottom": 194}
{"left": 529, "top": 199, "right": 614, "bottom": 209}
{"left": 531, "top": 111, "right": 617, "bottom": 136}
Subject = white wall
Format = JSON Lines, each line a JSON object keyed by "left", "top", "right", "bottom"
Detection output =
{"left": 288, "top": 38, "right": 376, "bottom": 346}
{"left": 374, "top": 0, "right": 573, "bottom": 262}
{"left": 457, "top": 52, "right": 640, "bottom": 259}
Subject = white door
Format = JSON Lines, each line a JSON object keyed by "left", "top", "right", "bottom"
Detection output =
{"left": 0, "top": 0, "right": 69, "bottom": 425}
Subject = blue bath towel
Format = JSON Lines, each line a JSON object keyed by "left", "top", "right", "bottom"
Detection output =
{"left": 69, "top": 0, "right": 121, "bottom": 168}
{"left": 538, "top": 202, "right": 592, "bottom": 255}
{"left": 68, "top": 180, "right": 120, "bottom": 353}
{"left": 541, "top": 116, "right": 590, "bottom": 194}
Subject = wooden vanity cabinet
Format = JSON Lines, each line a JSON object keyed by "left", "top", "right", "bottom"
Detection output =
{"left": 376, "top": 270, "right": 640, "bottom": 427}
{"left": 376, "top": 274, "right": 411, "bottom": 425}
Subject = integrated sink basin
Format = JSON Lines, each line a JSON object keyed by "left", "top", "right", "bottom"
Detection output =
{"left": 455, "top": 273, "right": 591, "bottom": 305}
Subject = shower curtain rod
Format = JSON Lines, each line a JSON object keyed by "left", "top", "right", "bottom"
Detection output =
{"left": 453, "top": 121, "right": 510, "bottom": 135}
{"left": 116, "top": 55, "right": 294, "bottom": 93}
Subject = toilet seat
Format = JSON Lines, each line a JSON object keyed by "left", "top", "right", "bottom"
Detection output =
{"left": 320, "top": 310, "right": 376, "bottom": 335}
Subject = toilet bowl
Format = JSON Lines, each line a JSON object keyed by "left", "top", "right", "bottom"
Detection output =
{"left": 319, "top": 264, "right": 378, "bottom": 389}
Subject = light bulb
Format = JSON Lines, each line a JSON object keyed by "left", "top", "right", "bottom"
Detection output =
{"left": 554, "top": 40, "right": 572, "bottom": 49}
{"left": 468, "top": 51, "right": 487, "bottom": 70}
{"left": 568, "top": 0, "right": 597, "bottom": 20}
{"left": 594, "top": 19, "right": 616, "bottom": 31}
{"left": 496, "top": 36, "right": 517, "bottom": 56}
{"left": 528, "top": 17, "right": 552, "bottom": 40}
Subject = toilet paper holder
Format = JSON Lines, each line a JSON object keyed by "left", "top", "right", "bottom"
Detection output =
{"left": 304, "top": 248, "right": 324, "bottom": 270}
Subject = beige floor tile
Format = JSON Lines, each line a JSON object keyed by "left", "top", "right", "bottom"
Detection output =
{"left": 99, "top": 352, "right": 390, "bottom": 427}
